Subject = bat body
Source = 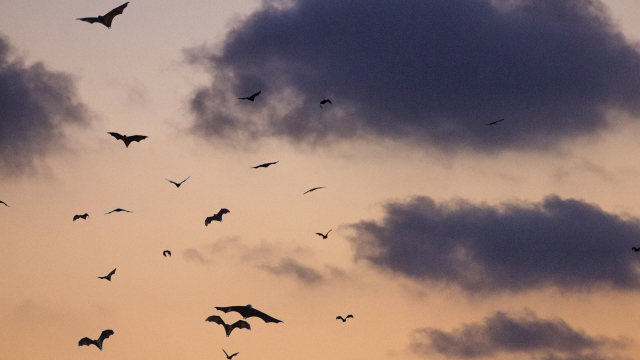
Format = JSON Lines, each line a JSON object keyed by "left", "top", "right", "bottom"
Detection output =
{"left": 78, "top": 329, "right": 114, "bottom": 350}
{"left": 77, "top": 2, "right": 129, "bottom": 28}
{"left": 632, "top": 247, "right": 640, "bottom": 252}
{"left": 98, "top": 268, "right": 116, "bottom": 281}
{"left": 316, "top": 230, "right": 332, "bottom": 239}
{"left": 105, "top": 208, "right": 132, "bottom": 215}
{"left": 485, "top": 118, "right": 504, "bottom": 125}
{"left": 238, "top": 91, "right": 261, "bottom": 101}
{"left": 0, "top": 200, "right": 9, "bottom": 207}
{"left": 166, "top": 176, "right": 190, "bottom": 188}
{"left": 336, "top": 315, "right": 353, "bottom": 322}
{"left": 252, "top": 161, "right": 279, "bottom": 169}
{"left": 205, "top": 209, "right": 230, "bottom": 225}
{"left": 163, "top": 250, "right": 171, "bottom": 257}
{"left": 73, "top": 213, "right": 89, "bottom": 221}
{"left": 108, "top": 132, "right": 148, "bottom": 148}
{"left": 206, "top": 315, "right": 251, "bottom": 337}
{"left": 303, "top": 187, "right": 325, "bottom": 194}
{"left": 215, "top": 304, "right": 283, "bottom": 323}
{"left": 223, "top": 349, "right": 239, "bottom": 359}
{"left": 320, "top": 99, "right": 332, "bottom": 108}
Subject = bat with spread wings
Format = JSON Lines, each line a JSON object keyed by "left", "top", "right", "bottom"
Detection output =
{"left": 77, "top": 2, "right": 129, "bottom": 28}
{"left": 238, "top": 91, "right": 261, "bottom": 101}
{"left": 251, "top": 161, "right": 279, "bottom": 169}
{"left": 105, "top": 208, "right": 133, "bottom": 215}
{"left": 73, "top": 213, "right": 89, "bottom": 221}
{"left": 316, "top": 230, "right": 331, "bottom": 239}
{"left": 206, "top": 316, "right": 251, "bottom": 337}
{"left": 166, "top": 176, "right": 190, "bottom": 188}
{"left": 78, "top": 329, "right": 114, "bottom": 350}
{"left": 215, "top": 304, "right": 283, "bottom": 323}
{"left": 303, "top": 187, "right": 325, "bottom": 194}
{"left": 223, "top": 349, "right": 239, "bottom": 359}
{"left": 98, "top": 268, "right": 116, "bottom": 281}
{"left": 205, "top": 209, "right": 230, "bottom": 225}
{"left": 108, "top": 132, "right": 148, "bottom": 148}
{"left": 336, "top": 314, "right": 353, "bottom": 322}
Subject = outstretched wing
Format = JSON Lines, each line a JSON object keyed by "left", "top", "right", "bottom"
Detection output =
{"left": 98, "top": 329, "right": 114, "bottom": 341}
{"left": 166, "top": 179, "right": 179, "bottom": 186}
{"left": 108, "top": 132, "right": 125, "bottom": 141}
{"left": 215, "top": 306, "right": 246, "bottom": 316}
{"left": 206, "top": 315, "right": 226, "bottom": 326}
{"left": 230, "top": 352, "right": 239, "bottom": 358}
{"left": 73, "top": 215, "right": 81, "bottom": 221}
{"left": 346, "top": 314, "right": 353, "bottom": 319}
{"left": 230, "top": 320, "right": 251, "bottom": 332}
{"left": 77, "top": 17, "right": 100, "bottom": 24}
{"left": 303, "top": 187, "right": 325, "bottom": 194}
{"left": 107, "top": 268, "right": 116, "bottom": 277}
{"left": 78, "top": 337, "right": 96, "bottom": 347}
{"left": 217, "top": 208, "right": 230, "bottom": 217}
{"left": 336, "top": 316, "right": 344, "bottom": 321}
{"left": 0, "top": 201, "right": 8, "bottom": 207}
{"left": 205, "top": 216, "right": 214, "bottom": 226}
{"left": 252, "top": 308, "right": 283, "bottom": 323}
{"left": 102, "top": 2, "right": 129, "bottom": 27}
{"left": 178, "top": 176, "right": 191, "bottom": 185}
{"left": 127, "top": 135, "right": 148, "bottom": 143}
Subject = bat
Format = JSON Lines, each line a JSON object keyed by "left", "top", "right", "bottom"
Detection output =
{"left": 238, "top": 91, "right": 261, "bottom": 101}
{"left": 303, "top": 187, "right": 325, "bottom": 194}
{"left": 77, "top": 2, "right": 129, "bottom": 29}
{"left": 78, "top": 329, "right": 114, "bottom": 350}
{"left": 166, "top": 176, "right": 190, "bottom": 188}
{"left": 632, "top": 247, "right": 640, "bottom": 252}
{"left": 163, "top": 250, "right": 171, "bottom": 257}
{"left": 316, "top": 230, "right": 331, "bottom": 239}
{"left": 205, "top": 315, "right": 251, "bottom": 337}
{"left": 252, "top": 161, "right": 279, "bottom": 169}
{"left": 98, "top": 268, "right": 116, "bottom": 281}
{"left": 336, "top": 315, "right": 353, "bottom": 322}
{"left": 320, "top": 99, "right": 332, "bottom": 108}
{"left": 73, "top": 213, "right": 89, "bottom": 221}
{"left": 215, "top": 304, "right": 283, "bottom": 323}
{"left": 223, "top": 349, "right": 239, "bottom": 359}
{"left": 105, "top": 208, "right": 133, "bottom": 215}
{"left": 108, "top": 132, "right": 148, "bottom": 148}
{"left": 0, "top": 200, "right": 8, "bottom": 207}
{"left": 205, "top": 209, "right": 230, "bottom": 225}
{"left": 485, "top": 118, "right": 504, "bottom": 125}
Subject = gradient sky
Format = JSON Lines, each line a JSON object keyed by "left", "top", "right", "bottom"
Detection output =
{"left": 2, "top": 1, "right": 640, "bottom": 359}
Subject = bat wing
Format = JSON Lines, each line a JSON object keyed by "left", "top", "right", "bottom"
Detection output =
{"left": 230, "top": 352, "right": 239, "bottom": 358}
{"left": 316, "top": 233, "right": 325, "bottom": 237}
{"left": 78, "top": 337, "right": 96, "bottom": 347}
{"left": 179, "top": 176, "right": 191, "bottom": 185}
{"left": 99, "top": 329, "right": 114, "bottom": 341}
{"left": 217, "top": 208, "right": 230, "bottom": 217}
{"left": 346, "top": 314, "right": 353, "bottom": 319}
{"left": 102, "top": 2, "right": 129, "bottom": 27}
{"left": 230, "top": 320, "right": 251, "bottom": 331}
{"left": 73, "top": 215, "right": 80, "bottom": 221}
{"left": 251, "top": 309, "right": 283, "bottom": 323}
{"left": 205, "top": 216, "right": 214, "bottom": 226}
{"left": 108, "top": 132, "right": 124, "bottom": 141}
{"left": 166, "top": 179, "right": 179, "bottom": 186}
{"left": 336, "top": 316, "right": 344, "bottom": 321}
{"left": 128, "top": 135, "right": 148, "bottom": 143}
{"left": 108, "top": 268, "right": 116, "bottom": 277}
{"left": 206, "top": 315, "right": 226, "bottom": 326}
{"left": 0, "top": 201, "right": 8, "bottom": 207}
{"left": 77, "top": 17, "right": 100, "bottom": 24}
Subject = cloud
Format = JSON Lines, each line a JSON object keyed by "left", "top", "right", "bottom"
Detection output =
{"left": 186, "top": 0, "right": 640, "bottom": 151}
{"left": 0, "top": 34, "right": 89, "bottom": 176}
{"left": 410, "top": 310, "right": 626, "bottom": 360}
{"left": 256, "top": 257, "right": 324, "bottom": 285}
{"left": 348, "top": 195, "right": 640, "bottom": 293}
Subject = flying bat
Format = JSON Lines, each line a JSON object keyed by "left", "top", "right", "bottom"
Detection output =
{"left": 73, "top": 213, "right": 89, "bottom": 221}
{"left": 205, "top": 208, "right": 230, "bottom": 225}
{"left": 223, "top": 349, "right": 240, "bottom": 359}
{"left": 303, "top": 187, "right": 325, "bottom": 194}
{"left": 105, "top": 208, "right": 133, "bottom": 215}
{"left": 98, "top": 268, "right": 116, "bottom": 281}
{"left": 316, "top": 230, "right": 332, "bottom": 239}
{"left": 320, "top": 99, "right": 332, "bottom": 108}
{"left": 163, "top": 250, "right": 171, "bottom": 257}
{"left": 252, "top": 161, "right": 279, "bottom": 169}
{"left": 0, "top": 200, "right": 9, "bottom": 207}
{"left": 77, "top": 2, "right": 129, "bottom": 29}
{"left": 166, "top": 176, "right": 190, "bottom": 188}
{"left": 206, "top": 315, "right": 251, "bottom": 337}
{"left": 215, "top": 304, "right": 283, "bottom": 323}
{"left": 632, "top": 247, "right": 640, "bottom": 252}
{"left": 336, "top": 315, "right": 353, "bottom": 322}
{"left": 108, "top": 132, "right": 148, "bottom": 148}
{"left": 485, "top": 118, "right": 505, "bottom": 125}
{"left": 78, "top": 329, "right": 114, "bottom": 350}
{"left": 238, "top": 91, "right": 261, "bottom": 101}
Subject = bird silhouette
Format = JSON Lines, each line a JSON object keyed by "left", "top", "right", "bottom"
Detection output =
{"left": 215, "top": 304, "right": 283, "bottom": 323}
{"left": 108, "top": 132, "right": 148, "bottom": 148}
{"left": 78, "top": 329, "right": 114, "bottom": 350}
{"left": 0, "top": 200, "right": 8, "bottom": 207}
{"left": 238, "top": 91, "right": 261, "bottom": 101}
{"left": 206, "top": 316, "right": 251, "bottom": 337}
{"left": 316, "top": 230, "right": 331, "bottom": 239}
{"left": 163, "top": 250, "right": 171, "bottom": 257}
{"left": 336, "top": 315, "right": 353, "bottom": 322}
{"left": 320, "top": 99, "right": 332, "bottom": 108}
{"left": 223, "top": 349, "right": 240, "bottom": 359}
{"left": 205, "top": 209, "right": 230, "bottom": 225}
{"left": 303, "top": 187, "right": 325, "bottom": 194}
{"left": 105, "top": 208, "right": 132, "bottom": 215}
{"left": 632, "top": 247, "right": 640, "bottom": 252}
{"left": 73, "top": 213, "right": 89, "bottom": 221}
{"left": 252, "top": 161, "right": 279, "bottom": 169}
{"left": 166, "top": 176, "right": 190, "bottom": 188}
{"left": 98, "top": 268, "right": 116, "bottom": 281}
{"left": 485, "top": 118, "right": 504, "bottom": 125}
{"left": 77, "top": 2, "right": 129, "bottom": 28}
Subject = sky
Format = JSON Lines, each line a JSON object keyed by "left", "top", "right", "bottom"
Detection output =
{"left": 2, "top": 0, "right": 640, "bottom": 359}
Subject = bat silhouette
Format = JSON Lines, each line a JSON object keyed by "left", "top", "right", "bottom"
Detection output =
{"left": 205, "top": 209, "right": 230, "bottom": 225}
{"left": 223, "top": 349, "right": 239, "bottom": 359}
{"left": 303, "top": 187, "right": 325, "bottom": 194}
{"left": 78, "top": 329, "right": 114, "bottom": 350}
{"left": 485, "top": 118, "right": 504, "bottom": 125}
{"left": 98, "top": 268, "right": 116, "bottom": 281}
{"left": 163, "top": 250, "right": 171, "bottom": 257}
{"left": 0, "top": 200, "right": 8, "bottom": 207}
{"left": 108, "top": 132, "right": 148, "bottom": 148}
{"left": 238, "top": 91, "right": 261, "bottom": 101}
{"left": 316, "top": 230, "right": 331, "bottom": 239}
{"left": 336, "top": 315, "right": 353, "bottom": 322}
{"left": 77, "top": 2, "right": 129, "bottom": 29}
{"left": 215, "top": 304, "right": 283, "bottom": 323}
{"left": 73, "top": 213, "right": 89, "bottom": 221}
{"left": 320, "top": 99, "right": 332, "bottom": 108}
{"left": 206, "top": 315, "right": 251, "bottom": 337}
{"left": 252, "top": 161, "right": 279, "bottom": 169}
{"left": 632, "top": 247, "right": 640, "bottom": 252}
{"left": 105, "top": 208, "right": 132, "bottom": 215}
{"left": 166, "top": 176, "right": 190, "bottom": 188}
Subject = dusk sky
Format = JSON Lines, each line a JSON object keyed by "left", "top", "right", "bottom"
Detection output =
{"left": 2, "top": 0, "right": 640, "bottom": 359}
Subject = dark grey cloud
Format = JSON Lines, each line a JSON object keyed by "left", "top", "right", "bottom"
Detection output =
{"left": 411, "top": 310, "right": 625, "bottom": 360}
{"left": 187, "top": 0, "right": 640, "bottom": 151}
{"left": 0, "top": 34, "right": 88, "bottom": 176}
{"left": 349, "top": 195, "right": 640, "bottom": 293}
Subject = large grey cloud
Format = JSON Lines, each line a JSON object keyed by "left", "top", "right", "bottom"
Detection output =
{"left": 348, "top": 195, "right": 640, "bottom": 293}
{"left": 411, "top": 310, "right": 626, "bottom": 360}
{"left": 187, "top": 0, "right": 640, "bottom": 151}
{"left": 0, "top": 34, "right": 88, "bottom": 175}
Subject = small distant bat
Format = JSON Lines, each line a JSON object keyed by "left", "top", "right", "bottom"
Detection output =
{"left": 78, "top": 329, "right": 114, "bottom": 350}
{"left": 98, "top": 268, "right": 116, "bottom": 281}
{"left": 316, "top": 230, "right": 331, "bottom": 239}
{"left": 205, "top": 316, "right": 251, "bottom": 337}
{"left": 205, "top": 208, "right": 230, "bottom": 225}
{"left": 632, "top": 247, "right": 640, "bottom": 252}
{"left": 238, "top": 91, "right": 261, "bottom": 101}
{"left": 73, "top": 213, "right": 89, "bottom": 221}
{"left": 303, "top": 187, "right": 325, "bottom": 194}
{"left": 163, "top": 250, "right": 171, "bottom": 257}
{"left": 108, "top": 132, "right": 148, "bottom": 148}
{"left": 1, "top": 200, "right": 9, "bottom": 207}
{"left": 215, "top": 304, "right": 283, "bottom": 323}
{"left": 105, "top": 208, "right": 132, "bottom": 215}
{"left": 223, "top": 349, "right": 240, "bottom": 359}
{"left": 336, "top": 315, "right": 353, "bottom": 322}
{"left": 320, "top": 99, "right": 332, "bottom": 108}
{"left": 252, "top": 161, "right": 279, "bottom": 169}
{"left": 485, "top": 118, "right": 504, "bottom": 126}
{"left": 77, "top": 2, "right": 129, "bottom": 29}
{"left": 166, "top": 176, "right": 190, "bottom": 188}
